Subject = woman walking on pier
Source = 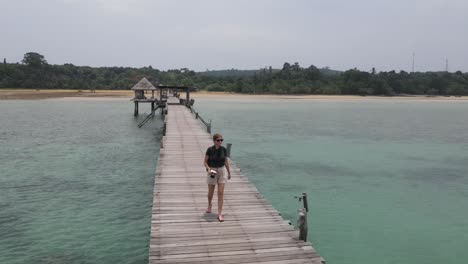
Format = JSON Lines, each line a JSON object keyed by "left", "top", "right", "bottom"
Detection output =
{"left": 204, "top": 133, "right": 231, "bottom": 222}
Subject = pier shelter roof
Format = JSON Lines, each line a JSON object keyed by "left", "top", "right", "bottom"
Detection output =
{"left": 131, "top": 77, "right": 157, "bottom": 90}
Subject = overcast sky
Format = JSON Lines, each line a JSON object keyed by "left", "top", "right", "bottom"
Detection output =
{"left": 1, "top": 0, "right": 467, "bottom": 72}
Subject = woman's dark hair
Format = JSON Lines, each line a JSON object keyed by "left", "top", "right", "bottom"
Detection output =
{"left": 213, "top": 133, "right": 222, "bottom": 141}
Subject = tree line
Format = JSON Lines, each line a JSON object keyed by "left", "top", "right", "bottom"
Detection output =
{"left": 1, "top": 52, "right": 467, "bottom": 96}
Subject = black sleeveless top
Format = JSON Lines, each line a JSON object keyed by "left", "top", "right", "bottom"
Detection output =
{"left": 206, "top": 146, "right": 227, "bottom": 168}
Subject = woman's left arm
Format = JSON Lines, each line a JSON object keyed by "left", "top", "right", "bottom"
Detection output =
{"left": 225, "top": 158, "right": 231, "bottom": 180}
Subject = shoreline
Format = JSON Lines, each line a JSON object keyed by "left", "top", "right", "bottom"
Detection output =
{"left": 1, "top": 89, "right": 467, "bottom": 101}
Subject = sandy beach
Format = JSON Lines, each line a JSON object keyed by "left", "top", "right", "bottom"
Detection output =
{"left": 0, "top": 89, "right": 133, "bottom": 100}
{"left": 1, "top": 89, "right": 467, "bottom": 101}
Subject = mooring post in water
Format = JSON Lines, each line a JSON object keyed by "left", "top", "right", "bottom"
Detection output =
{"left": 134, "top": 102, "right": 139, "bottom": 116}
{"left": 195, "top": 112, "right": 199, "bottom": 119}
{"left": 295, "top": 192, "right": 309, "bottom": 242}
{"left": 302, "top": 192, "right": 308, "bottom": 212}
{"left": 226, "top": 143, "right": 232, "bottom": 158}
{"left": 207, "top": 120, "right": 212, "bottom": 134}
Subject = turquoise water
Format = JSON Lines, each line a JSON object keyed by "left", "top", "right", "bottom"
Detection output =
{"left": 0, "top": 99, "right": 162, "bottom": 264}
{"left": 195, "top": 98, "right": 468, "bottom": 264}
{"left": 1, "top": 98, "right": 468, "bottom": 264}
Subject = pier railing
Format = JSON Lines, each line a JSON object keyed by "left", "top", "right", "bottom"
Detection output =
{"left": 187, "top": 105, "right": 211, "bottom": 134}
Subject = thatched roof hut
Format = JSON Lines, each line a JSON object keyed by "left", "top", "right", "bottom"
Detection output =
{"left": 131, "top": 77, "right": 157, "bottom": 91}
{"left": 132, "top": 78, "right": 158, "bottom": 100}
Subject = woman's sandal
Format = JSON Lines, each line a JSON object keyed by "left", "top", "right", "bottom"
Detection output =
{"left": 217, "top": 215, "right": 224, "bottom": 222}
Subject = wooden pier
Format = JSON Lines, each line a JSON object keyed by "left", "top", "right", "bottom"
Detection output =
{"left": 149, "top": 97, "right": 324, "bottom": 263}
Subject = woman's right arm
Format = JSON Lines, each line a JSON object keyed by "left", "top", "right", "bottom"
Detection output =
{"left": 204, "top": 155, "right": 210, "bottom": 172}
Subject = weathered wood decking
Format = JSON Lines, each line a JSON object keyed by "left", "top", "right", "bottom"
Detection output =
{"left": 149, "top": 100, "right": 324, "bottom": 263}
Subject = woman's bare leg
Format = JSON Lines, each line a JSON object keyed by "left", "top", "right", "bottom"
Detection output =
{"left": 217, "top": 183, "right": 225, "bottom": 215}
{"left": 207, "top": 185, "right": 215, "bottom": 212}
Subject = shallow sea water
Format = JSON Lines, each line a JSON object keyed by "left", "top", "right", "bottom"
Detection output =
{"left": 1, "top": 97, "right": 468, "bottom": 264}
{"left": 0, "top": 99, "right": 162, "bottom": 264}
{"left": 195, "top": 98, "right": 468, "bottom": 264}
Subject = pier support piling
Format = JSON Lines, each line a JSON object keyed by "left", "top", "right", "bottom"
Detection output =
{"left": 134, "top": 102, "right": 139, "bottom": 116}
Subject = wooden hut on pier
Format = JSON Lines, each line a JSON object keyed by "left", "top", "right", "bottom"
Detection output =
{"left": 131, "top": 77, "right": 196, "bottom": 116}
{"left": 131, "top": 77, "right": 159, "bottom": 116}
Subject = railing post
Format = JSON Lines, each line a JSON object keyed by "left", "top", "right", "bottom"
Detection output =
{"left": 226, "top": 143, "right": 232, "bottom": 158}
{"left": 295, "top": 192, "right": 309, "bottom": 242}
{"left": 297, "top": 208, "right": 308, "bottom": 242}
{"left": 207, "top": 120, "right": 211, "bottom": 134}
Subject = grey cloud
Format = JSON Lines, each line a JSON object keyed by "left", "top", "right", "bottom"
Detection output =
{"left": 1, "top": 0, "right": 467, "bottom": 71}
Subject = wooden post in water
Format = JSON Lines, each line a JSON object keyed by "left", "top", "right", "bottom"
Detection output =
{"left": 297, "top": 208, "right": 308, "bottom": 242}
{"left": 302, "top": 192, "right": 309, "bottom": 212}
{"left": 226, "top": 143, "right": 232, "bottom": 158}
{"left": 296, "top": 192, "right": 309, "bottom": 242}
{"left": 207, "top": 120, "right": 212, "bottom": 134}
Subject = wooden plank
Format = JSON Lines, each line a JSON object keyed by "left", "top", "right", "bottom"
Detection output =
{"left": 149, "top": 102, "right": 323, "bottom": 264}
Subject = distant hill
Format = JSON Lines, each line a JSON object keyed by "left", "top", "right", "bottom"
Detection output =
{"left": 198, "top": 67, "right": 342, "bottom": 77}
{"left": 319, "top": 67, "right": 342, "bottom": 76}
{"left": 197, "top": 69, "right": 273, "bottom": 77}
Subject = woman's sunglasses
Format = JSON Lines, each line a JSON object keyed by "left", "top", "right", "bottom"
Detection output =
{"left": 215, "top": 139, "right": 224, "bottom": 142}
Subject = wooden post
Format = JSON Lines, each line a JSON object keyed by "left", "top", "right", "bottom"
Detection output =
{"left": 195, "top": 113, "right": 199, "bottom": 119}
{"left": 151, "top": 102, "right": 155, "bottom": 112}
{"left": 163, "top": 122, "right": 167, "bottom": 136}
{"left": 302, "top": 192, "right": 309, "bottom": 212}
{"left": 134, "top": 101, "right": 139, "bottom": 116}
{"left": 207, "top": 120, "right": 211, "bottom": 134}
{"left": 297, "top": 208, "right": 308, "bottom": 242}
{"left": 186, "top": 88, "right": 190, "bottom": 105}
{"left": 226, "top": 143, "right": 232, "bottom": 158}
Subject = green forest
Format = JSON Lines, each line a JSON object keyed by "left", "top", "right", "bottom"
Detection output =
{"left": 1, "top": 52, "right": 467, "bottom": 96}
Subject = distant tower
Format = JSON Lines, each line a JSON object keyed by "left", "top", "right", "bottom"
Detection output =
{"left": 412, "top": 52, "right": 415, "bottom": 73}
{"left": 445, "top": 58, "right": 449, "bottom": 72}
